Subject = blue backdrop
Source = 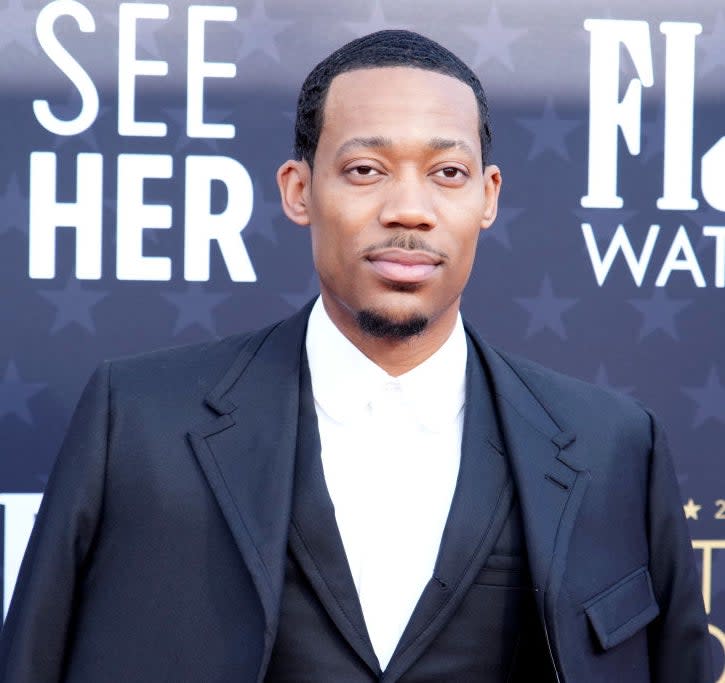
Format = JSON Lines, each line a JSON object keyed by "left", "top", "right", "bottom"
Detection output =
{"left": 0, "top": 0, "right": 723, "bottom": 676}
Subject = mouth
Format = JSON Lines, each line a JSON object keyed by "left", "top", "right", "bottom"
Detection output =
{"left": 365, "top": 248, "right": 443, "bottom": 284}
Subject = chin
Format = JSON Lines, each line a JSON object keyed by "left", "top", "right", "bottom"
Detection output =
{"left": 355, "top": 308, "right": 429, "bottom": 340}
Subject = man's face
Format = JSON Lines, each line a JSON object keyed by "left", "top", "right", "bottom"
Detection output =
{"left": 279, "top": 66, "right": 501, "bottom": 341}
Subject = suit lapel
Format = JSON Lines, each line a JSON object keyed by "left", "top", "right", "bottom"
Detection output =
{"left": 433, "top": 335, "right": 512, "bottom": 588}
{"left": 288, "top": 354, "right": 381, "bottom": 674}
{"left": 186, "top": 303, "right": 313, "bottom": 679}
{"left": 467, "top": 327, "right": 591, "bottom": 623}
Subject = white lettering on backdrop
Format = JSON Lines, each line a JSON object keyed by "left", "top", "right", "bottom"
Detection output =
{"left": 582, "top": 19, "right": 725, "bottom": 288}
{"left": 28, "top": 1, "right": 256, "bottom": 283}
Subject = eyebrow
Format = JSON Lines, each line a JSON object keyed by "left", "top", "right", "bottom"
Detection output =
{"left": 427, "top": 137, "right": 476, "bottom": 158}
{"left": 334, "top": 136, "right": 477, "bottom": 159}
{"left": 335, "top": 136, "right": 393, "bottom": 159}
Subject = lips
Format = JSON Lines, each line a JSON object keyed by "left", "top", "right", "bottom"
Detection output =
{"left": 365, "top": 248, "right": 442, "bottom": 284}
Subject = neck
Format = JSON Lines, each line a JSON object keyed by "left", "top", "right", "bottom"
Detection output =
{"left": 319, "top": 296, "right": 460, "bottom": 377}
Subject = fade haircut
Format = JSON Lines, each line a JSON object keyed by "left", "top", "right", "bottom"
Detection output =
{"left": 294, "top": 29, "right": 492, "bottom": 169}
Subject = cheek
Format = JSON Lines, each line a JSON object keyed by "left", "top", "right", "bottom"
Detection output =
{"left": 443, "top": 202, "right": 484, "bottom": 245}
{"left": 307, "top": 198, "right": 343, "bottom": 261}
{"left": 446, "top": 221, "right": 483, "bottom": 280}
{"left": 437, "top": 189, "right": 486, "bottom": 227}
{"left": 310, "top": 207, "right": 370, "bottom": 263}
{"left": 308, "top": 217, "right": 354, "bottom": 279}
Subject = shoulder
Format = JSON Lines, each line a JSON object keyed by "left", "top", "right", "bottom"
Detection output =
{"left": 482, "top": 340, "right": 653, "bottom": 442}
{"left": 102, "top": 319, "right": 281, "bottom": 401}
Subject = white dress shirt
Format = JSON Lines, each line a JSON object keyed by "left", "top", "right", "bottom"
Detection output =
{"left": 305, "top": 297, "right": 467, "bottom": 670}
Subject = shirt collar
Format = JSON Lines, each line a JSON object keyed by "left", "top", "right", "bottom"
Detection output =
{"left": 305, "top": 297, "right": 467, "bottom": 431}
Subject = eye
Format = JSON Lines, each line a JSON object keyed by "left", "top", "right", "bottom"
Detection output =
{"left": 343, "top": 163, "right": 385, "bottom": 184}
{"left": 434, "top": 166, "right": 468, "bottom": 180}
{"left": 347, "top": 165, "right": 381, "bottom": 176}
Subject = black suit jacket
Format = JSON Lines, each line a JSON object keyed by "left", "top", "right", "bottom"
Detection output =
{"left": 0, "top": 303, "right": 712, "bottom": 682}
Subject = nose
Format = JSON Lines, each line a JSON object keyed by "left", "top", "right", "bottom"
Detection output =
{"left": 379, "top": 175, "right": 437, "bottom": 230}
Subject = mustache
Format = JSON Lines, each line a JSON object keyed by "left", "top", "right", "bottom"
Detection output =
{"left": 360, "top": 233, "right": 448, "bottom": 260}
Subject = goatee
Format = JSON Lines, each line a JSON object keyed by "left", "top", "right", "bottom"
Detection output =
{"left": 356, "top": 309, "right": 428, "bottom": 340}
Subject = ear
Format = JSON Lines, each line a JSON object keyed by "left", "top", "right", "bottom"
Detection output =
{"left": 480, "top": 164, "right": 502, "bottom": 230}
{"left": 277, "top": 159, "right": 312, "bottom": 226}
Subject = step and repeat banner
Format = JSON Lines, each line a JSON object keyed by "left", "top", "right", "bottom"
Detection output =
{"left": 0, "top": 0, "right": 723, "bottom": 674}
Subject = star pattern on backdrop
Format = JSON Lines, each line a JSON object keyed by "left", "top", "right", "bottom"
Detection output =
{"left": 516, "top": 97, "right": 581, "bottom": 161}
{"left": 247, "top": 192, "right": 285, "bottom": 247}
{"left": 161, "top": 283, "right": 231, "bottom": 336}
{"left": 38, "top": 279, "right": 109, "bottom": 335}
{"left": 343, "top": 0, "right": 406, "bottom": 36}
{"left": 627, "top": 288, "right": 691, "bottom": 341}
{"left": 0, "top": 174, "right": 28, "bottom": 236}
{"left": 682, "top": 367, "right": 725, "bottom": 428}
{"left": 683, "top": 498, "right": 702, "bottom": 520}
{"left": 0, "top": 0, "right": 39, "bottom": 55}
{"left": 0, "top": 361, "right": 46, "bottom": 425}
{"left": 459, "top": 6, "right": 527, "bottom": 72}
{"left": 515, "top": 275, "right": 578, "bottom": 340}
{"left": 698, "top": 11, "right": 725, "bottom": 77}
{"left": 593, "top": 364, "right": 634, "bottom": 396}
{"left": 233, "top": 0, "right": 291, "bottom": 63}
{"left": 481, "top": 206, "right": 523, "bottom": 250}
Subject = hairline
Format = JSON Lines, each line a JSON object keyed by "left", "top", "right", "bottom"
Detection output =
{"left": 307, "top": 64, "right": 488, "bottom": 170}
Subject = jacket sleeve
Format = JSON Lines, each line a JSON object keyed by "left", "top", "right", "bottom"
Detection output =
{"left": 0, "top": 363, "right": 111, "bottom": 682}
{"left": 645, "top": 410, "right": 714, "bottom": 683}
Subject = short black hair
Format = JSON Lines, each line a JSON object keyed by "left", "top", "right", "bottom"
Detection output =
{"left": 294, "top": 29, "right": 492, "bottom": 168}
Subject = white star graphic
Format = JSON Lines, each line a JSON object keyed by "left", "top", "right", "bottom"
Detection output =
{"left": 683, "top": 498, "right": 702, "bottom": 520}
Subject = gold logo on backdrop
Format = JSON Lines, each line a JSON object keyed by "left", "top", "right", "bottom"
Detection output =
{"left": 692, "top": 540, "right": 725, "bottom": 683}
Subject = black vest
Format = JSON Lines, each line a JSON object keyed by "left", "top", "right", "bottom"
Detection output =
{"left": 265, "top": 338, "right": 556, "bottom": 682}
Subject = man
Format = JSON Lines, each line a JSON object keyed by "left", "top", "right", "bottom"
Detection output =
{"left": 0, "top": 30, "right": 712, "bottom": 682}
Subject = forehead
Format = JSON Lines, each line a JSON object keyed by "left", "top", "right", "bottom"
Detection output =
{"left": 320, "top": 66, "right": 480, "bottom": 152}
